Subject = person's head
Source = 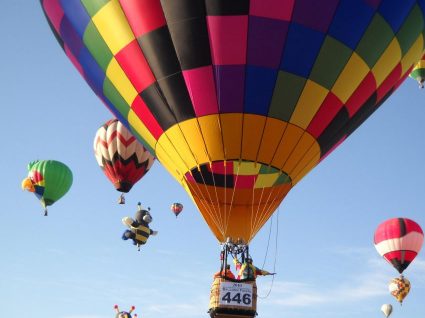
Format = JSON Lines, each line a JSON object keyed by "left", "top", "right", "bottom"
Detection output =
{"left": 225, "top": 264, "right": 231, "bottom": 270}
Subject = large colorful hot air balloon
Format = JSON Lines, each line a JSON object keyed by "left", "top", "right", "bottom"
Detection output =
{"left": 374, "top": 218, "right": 424, "bottom": 274}
{"left": 94, "top": 119, "right": 155, "bottom": 203}
{"left": 41, "top": 1, "right": 425, "bottom": 244}
{"left": 22, "top": 160, "right": 73, "bottom": 215}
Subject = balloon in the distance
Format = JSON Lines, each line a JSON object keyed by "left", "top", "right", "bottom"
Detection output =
{"left": 380, "top": 304, "right": 392, "bottom": 317}
{"left": 114, "top": 305, "right": 137, "bottom": 318}
{"left": 389, "top": 276, "right": 411, "bottom": 304}
{"left": 410, "top": 55, "right": 425, "bottom": 88}
{"left": 374, "top": 218, "right": 424, "bottom": 274}
{"left": 41, "top": 1, "right": 425, "bottom": 243}
{"left": 171, "top": 203, "right": 184, "bottom": 218}
{"left": 94, "top": 119, "right": 155, "bottom": 201}
{"left": 22, "top": 160, "right": 73, "bottom": 215}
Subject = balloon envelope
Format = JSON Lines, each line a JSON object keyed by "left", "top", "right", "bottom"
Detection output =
{"left": 41, "top": 0, "right": 425, "bottom": 242}
{"left": 389, "top": 276, "right": 411, "bottom": 304}
{"left": 22, "top": 160, "right": 73, "bottom": 208}
{"left": 171, "top": 203, "right": 184, "bottom": 217}
{"left": 374, "top": 218, "right": 424, "bottom": 274}
{"left": 380, "top": 304, "right": 392, "bottom": 317}
{"left": 409, "top": 54, "right": 425, "bottom": 88}
{"left": 94, "top": 119, "right": 155, "bottom": 193}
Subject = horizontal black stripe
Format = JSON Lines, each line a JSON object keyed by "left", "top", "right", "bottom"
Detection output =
{"left": 157, "top": 73, "right": 196, "bottom": 122}
{"left": 161, "top": 0, "right": 206, "bottom": 22}
{"left": 139, "top": 26, "right": 180, "bottom": 80}
{"left": 166, "top": 14, "right": 212, "bottom": 69}
{"left": 205, "top": 0, "right": 250, "bottom": 16}
{"left": 317, "top": 107, "right": 350, "bottom": 156}
{"left": 140, "top": 84, "right": 177, "bottom": 131}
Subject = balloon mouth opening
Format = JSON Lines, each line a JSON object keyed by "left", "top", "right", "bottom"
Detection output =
{"left": 115, "top": 181, "right": 133, "bottom": 193}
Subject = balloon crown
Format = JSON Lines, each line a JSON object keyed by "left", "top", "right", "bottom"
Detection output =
{"left": 27, "top": 160, "right": 40, "bottom": 171}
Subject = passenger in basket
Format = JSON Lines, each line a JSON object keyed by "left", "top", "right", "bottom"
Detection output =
{"left": 213, "top": 264, "right": 236, "bottom": 280}
{"left": 233, "top": 257, "right": 275, "bottom": 280}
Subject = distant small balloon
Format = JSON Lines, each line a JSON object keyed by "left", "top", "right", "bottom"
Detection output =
{"left": 380, "top": 304, "right": 392, "bottom": 317}
{"left": 389, "top": 276, "right": 411, "bottom": 304}
{"left": 171, "top": 203, "right": 184, "bottom": 218}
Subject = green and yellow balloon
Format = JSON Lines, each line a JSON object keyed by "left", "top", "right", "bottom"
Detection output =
{"left": 410, "top": 55, "right": 425, "bottom": 88}
{"left": 22, "top": 160, "right": 73, "bottom": 216}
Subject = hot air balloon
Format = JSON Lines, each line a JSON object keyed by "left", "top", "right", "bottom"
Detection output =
{"left": 22, "top": 160, "right": 73, "bottom": 216}
{"left": 94, "top": 119, "right": 155, "bottom": 204}
{"left": 40, "top": 1, "right": 425, "bottom": 316}
{"left": 410, "top": 55, "right": 425, "bottom": 88}
{"left": 374, "top": 218, "right": 424, "bottom": 274}
{"left": 171, "top": 203, "right": 183, "bottom": 218}
{"left": 114, "top": 305, "right": 137, "bottom": 318}
{"left": 381, "top": 304, "right": 392, "bottom": 317}
{"left": 389, "top": 276, "right": 411, "bottom": 304}
{"left": 41, "top": 0, "right": 425, "bottom": 244}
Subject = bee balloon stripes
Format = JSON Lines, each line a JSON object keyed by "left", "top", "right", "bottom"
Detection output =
{"left": 94, "top": 119, "right": 155, "bottom": 203}
{"left": 22, "top": 160, "right": 73, "bottom": 216}
{"left": 40, "top": 0, "right": 425, "bottom": 244}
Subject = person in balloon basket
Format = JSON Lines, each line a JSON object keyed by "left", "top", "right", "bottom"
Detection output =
{"left": 233, "top": 257, "right": 275, "bottom": 280}
{"left": 213, "top": 264, "right": 236, "bottom": 280}
{"left": 121, "top": 202, "right": 158, "bottom": 250}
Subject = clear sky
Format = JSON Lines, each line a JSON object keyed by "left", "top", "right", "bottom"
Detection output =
{"left": 1, "top": 2, "right": 424, "bottom": 318}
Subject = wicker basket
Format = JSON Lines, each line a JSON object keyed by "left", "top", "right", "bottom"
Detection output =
{"left": 209, "top": 277, "right": 257, "bottom": 317}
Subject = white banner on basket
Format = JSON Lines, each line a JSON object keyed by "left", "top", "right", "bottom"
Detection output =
{"left": 219, "top": 282, "right": 253, "bottom": 307}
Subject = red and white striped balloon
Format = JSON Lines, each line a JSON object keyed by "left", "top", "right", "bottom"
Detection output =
{"left": 374, "top": 218, "right": 423, "bottom": 274}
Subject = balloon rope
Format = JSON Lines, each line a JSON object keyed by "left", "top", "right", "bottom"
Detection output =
{"left": 209, "top": 160, "right": 225, "bottom": 237}
{"left": 185, "top": 173, "right": 225, "bottom": 236}
{"left": 260, "top": 214, "right": 273, "bottom": 270}
{"left": 258, "top": 206, "right": 280, "bottom": 299}
{"left": 223, "top": 162, "right": 241, "bottom": 238}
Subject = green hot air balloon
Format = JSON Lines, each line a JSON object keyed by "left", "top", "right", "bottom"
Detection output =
{"left": 22, "top": 160, "right": 73, "bottom": 216}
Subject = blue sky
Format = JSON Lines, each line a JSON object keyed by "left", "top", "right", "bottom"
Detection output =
{"left": 1, "top": 2, "right": 424, "bottom": 318}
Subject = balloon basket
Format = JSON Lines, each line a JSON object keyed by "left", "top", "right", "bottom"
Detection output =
{"left": 208, "top": 278, "right": 257, "bottom": 318}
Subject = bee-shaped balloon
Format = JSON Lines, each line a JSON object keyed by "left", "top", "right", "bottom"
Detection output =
{"left": 114, "top": 305, "right": 138, "bottom": 318}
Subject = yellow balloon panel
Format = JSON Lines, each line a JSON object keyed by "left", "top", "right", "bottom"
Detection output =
{"left": 241, "top": 114, "right": 267, "bottom": 162}
{"left": 257, "top": 118, "right": 288, "bottom": 164}
{"left": 220, "top": 114, "right": 243, "bottom": 159}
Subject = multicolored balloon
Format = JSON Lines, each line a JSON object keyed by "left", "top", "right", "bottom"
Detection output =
{"left": 94, "top": 119, "right": 155, "bottom": 203}
{"left": 388, "top": 276, "right": 411, "bottom": 304}
{"left": 410, "top": 55, "right": 425, "bottom": 88}
{"left": 380, "top": 304, "right": 392, "bottom": 317}
{"left": 41, "top": 1, "right": 425, "bottom": 243}
{"left": 171, "top": 203, "right": 184, "bottom": 218}
{"left": 374, "top": 218, "right": 424, "bottom": 274}
{"left": 22, "top": 160, "right": 73, "bottom": 215}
